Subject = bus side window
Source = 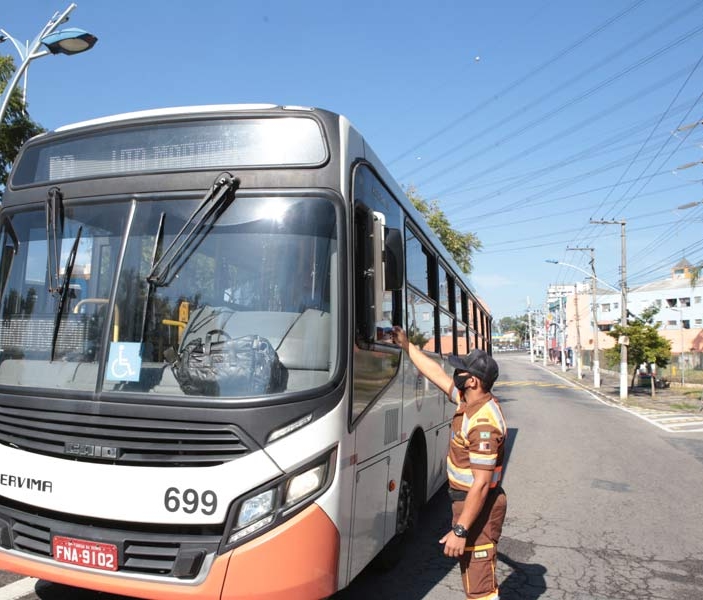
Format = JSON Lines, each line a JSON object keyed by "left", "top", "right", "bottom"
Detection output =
{"left": 354, "top": 205, "right": 375, "bottom": 343}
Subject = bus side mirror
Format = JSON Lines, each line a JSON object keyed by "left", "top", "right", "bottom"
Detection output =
{"left": 384, "top": 227, "right": 403, "bottom": 291}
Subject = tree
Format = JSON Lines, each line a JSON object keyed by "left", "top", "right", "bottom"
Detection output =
{"left": 405, "top": 185, "right": 482, "bottom": 274}
{"left": 0, "top": 55, "right": 45, "bottom": 202}
{"left": 605, "top": 305, "right": 671, "bottom": 397}
{"left": 496, "top": 315, "right": 529, "bottom": 344}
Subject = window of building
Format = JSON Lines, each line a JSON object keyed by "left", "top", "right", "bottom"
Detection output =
{"left": 679, "top": 297, "right": 691, "bottom": 307}
{"left": 602, "top": 303, "right": 610, "bottom": 312}
{"left": 667, "top": 320, "right": 677, "bottom": 326}
{"left": 683, "top": 320, "right": 691, "bottom": 329}
{"left": 695, "top": 297, "right": 701, "bottom": 304}
{"left": 695, "top": 319, "right": 702, "bottom": 326}
{"left": 666, "top": 298, "right": 677, "bottom": 307}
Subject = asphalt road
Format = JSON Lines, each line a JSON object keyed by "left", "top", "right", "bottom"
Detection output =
{"left": 2, "top": 352, "right": 703, "bottom": 599}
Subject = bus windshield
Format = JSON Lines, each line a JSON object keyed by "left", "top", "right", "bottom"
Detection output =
{"left": 0, "top": 194, "right": 338, "bottom": 398}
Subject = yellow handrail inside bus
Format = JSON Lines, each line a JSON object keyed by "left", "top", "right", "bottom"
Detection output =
{"left": 163, "top": 301, "right": 190, "bottom": 344}
{"left": 162, "top": 319, "right": 187, "bottom": 343}
{"left": 73, "top": 298, "right": 119, "bottom": 342}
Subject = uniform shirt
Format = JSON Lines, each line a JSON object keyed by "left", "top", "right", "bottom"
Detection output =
{"left": 447, "top": 385, "right": 507, "bottom": 492}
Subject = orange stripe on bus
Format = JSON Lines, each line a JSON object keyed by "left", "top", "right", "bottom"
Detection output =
{"left": 223, "top": 503, "right": 339, "bottom": 599}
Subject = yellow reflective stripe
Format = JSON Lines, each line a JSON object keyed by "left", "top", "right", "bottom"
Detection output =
{"left": 465, "top": 542, "right": 495, "bottom": 552}
{"left": 469, "top": 590, "right": 499, "bottom": 600}
{"left": 466, "top": 399, "right": 506, "bottom": 435}
{"left": 486, "top": 398, "right": 507, "bottom": 434}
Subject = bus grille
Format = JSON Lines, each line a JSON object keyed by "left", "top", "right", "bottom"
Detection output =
{"left": 4, "top": 507, "right": 219, "bottom": 579}
{"left": 0, "top": 404, "right": 251, "bottom": 466}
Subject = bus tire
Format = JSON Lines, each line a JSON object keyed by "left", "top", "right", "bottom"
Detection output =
{"left": 373, "top": 455, "right": 420, "bottom": 570}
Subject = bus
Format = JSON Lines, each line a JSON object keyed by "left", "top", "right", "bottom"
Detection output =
{"left": 0, "top": 104, "right": 492, "bottom": 599}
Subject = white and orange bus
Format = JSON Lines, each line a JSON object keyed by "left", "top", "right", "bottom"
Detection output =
{"left": 0, "top": 104, "right": 492, "bottom": 599}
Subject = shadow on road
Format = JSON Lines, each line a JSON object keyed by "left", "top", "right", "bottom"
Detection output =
{"left": 498, "top": 551, "right": 548, "bottom": 600}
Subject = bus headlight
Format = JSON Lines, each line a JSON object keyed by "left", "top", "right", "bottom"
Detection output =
{"left": 223, "top": 446, "right": 337, "bottom": 550}
{"left": 284, "top": 463, "right": 326, "bottom": 508}
{"left": 237, "top": 489, "right": 275, "bottom": 528}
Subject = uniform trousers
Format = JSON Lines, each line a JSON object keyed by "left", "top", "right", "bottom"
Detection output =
{"left": 450, "top": 486, "right": 507, "bottom": 600}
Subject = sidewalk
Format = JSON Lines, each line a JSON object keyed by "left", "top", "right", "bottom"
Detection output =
{"left": 538, "top": 359, "right": 702, "bottom": 413}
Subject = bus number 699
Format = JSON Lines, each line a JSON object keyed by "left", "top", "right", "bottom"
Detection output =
{"left": 164, "top": 487, "right": 218, "bottom": 515}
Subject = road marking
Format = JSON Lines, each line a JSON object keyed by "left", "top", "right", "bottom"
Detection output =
{"left": 495, "top": 381, "right": 571, "bottom": 389}
{"left": 0, "top": 577, "right": 38, "bottom": 600}
{"left": 619, "top": 407, "right": 703, "bottom": 432}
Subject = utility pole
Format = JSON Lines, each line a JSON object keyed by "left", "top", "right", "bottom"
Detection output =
{"left": 573, "top": 284, "right": 583, "bottom": 379}
{"left": 560, "top": 293, "right": 567, "bottom": 372}
{"left": 527, "top": 296, "right": 535, "bottom": 363}
{"left": 590, "top": 220, "right": 628, "bottom": 400}
{"left": 543, "top": 301, "right": 548, "bottom": 367}
{"left": 567, "top": 247, "right": 600, "bottom": 387}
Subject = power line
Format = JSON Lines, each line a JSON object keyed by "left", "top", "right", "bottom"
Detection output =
{"left": 387, "top": 0, "right": 649, "bottom": 166}
{"left": 398, "top": 1, "right": 703, "bottom": 183}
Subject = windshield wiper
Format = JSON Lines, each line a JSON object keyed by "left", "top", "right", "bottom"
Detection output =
{"left": 139, "top": 212, "right": 166, "bottom": 345}
{"left": 147, "top": 172, "right": 239, "bottom": 286}
{"left": 0, "top": 216, "right": 20, "bottom": 301}
{"left": 50, "top": 226, "right": 82, "bottom": 361}
{"left": 45, "top": 186, "right": 64, "bottom": 295}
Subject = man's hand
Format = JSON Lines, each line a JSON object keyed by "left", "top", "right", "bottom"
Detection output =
{"left": 439, "top": 530, "right": 466, "bottom": 558}
{"left": 391, "top": 326, "right": 409, "bottom": 351}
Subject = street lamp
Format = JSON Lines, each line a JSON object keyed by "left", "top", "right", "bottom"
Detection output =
{"left": 546, "top": 259, "right": 619, "bottom": 389}
{"left": 0, "top": 3, "right": 97, "bottom": 124}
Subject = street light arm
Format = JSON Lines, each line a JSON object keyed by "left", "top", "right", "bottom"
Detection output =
{"left": 544, "top": 259, "right": 620, "bottom": 292}
{"left": 0, "top": 29, "right": 27, "bottom": 59}
{"left": 677, "top": 200, "right": 703, "bottom": 210}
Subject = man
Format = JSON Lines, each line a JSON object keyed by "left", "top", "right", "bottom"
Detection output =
{"left": 391, "top": 326, "right": 507, "bottom": 600}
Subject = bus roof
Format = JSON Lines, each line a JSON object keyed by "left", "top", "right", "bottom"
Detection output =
{"left": 53, "top": 104, "right": 304, "bottom": 132}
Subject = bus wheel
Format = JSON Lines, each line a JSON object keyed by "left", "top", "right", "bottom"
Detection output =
{"left": 373, "top": 459, "right": 419, "bottom": 570}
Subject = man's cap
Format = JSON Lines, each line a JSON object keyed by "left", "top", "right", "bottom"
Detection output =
{"left": 448, "top": 349, "right": 499, "bottom": 388}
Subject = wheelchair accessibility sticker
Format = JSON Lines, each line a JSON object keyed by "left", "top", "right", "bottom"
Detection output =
{"left": 106, "top": 342, "right": 142, "bottom": 382}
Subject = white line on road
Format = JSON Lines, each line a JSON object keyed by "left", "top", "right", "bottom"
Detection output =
{"left": 0, "top": 577, "right": 37, "bottom": 600}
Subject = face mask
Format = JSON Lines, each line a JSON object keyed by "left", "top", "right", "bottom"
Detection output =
{"left": 453, "top": 370, "right": 471, "bottom": 390}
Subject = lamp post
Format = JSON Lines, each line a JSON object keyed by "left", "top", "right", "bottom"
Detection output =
{"left": 0, "top": 3, "right": 97, "bottom": 124}
{"left": 546, "top": 259, "right": 619, "bottom": 388}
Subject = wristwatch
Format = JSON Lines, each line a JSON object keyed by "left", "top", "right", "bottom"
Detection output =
{"left": 452, "top": 524, "right": 468, "bottom": 538}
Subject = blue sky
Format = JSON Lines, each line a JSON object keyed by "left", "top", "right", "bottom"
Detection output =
{"left": 5, "top": 1, "right": 703, "bottom": 323}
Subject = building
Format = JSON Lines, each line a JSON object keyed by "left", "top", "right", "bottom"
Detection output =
{"left": 555, "top": 259, "right": 703, "bottom": 367}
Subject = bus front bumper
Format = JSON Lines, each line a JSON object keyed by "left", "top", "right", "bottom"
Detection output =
{"left": 0, "top": 503, "right": 339, "bottom": 600}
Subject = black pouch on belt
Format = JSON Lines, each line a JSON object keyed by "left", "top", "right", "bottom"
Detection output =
{"left": 447, "top": 487, "right": 468, "bottom": 502}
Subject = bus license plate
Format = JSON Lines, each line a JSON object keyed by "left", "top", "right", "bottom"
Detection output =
{"left": 52, "top": 536, "right": 118, "bottom": 571}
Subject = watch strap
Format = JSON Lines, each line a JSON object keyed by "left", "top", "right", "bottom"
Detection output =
{"left": 453, "top": 524, "right": 468, "bottom": 538}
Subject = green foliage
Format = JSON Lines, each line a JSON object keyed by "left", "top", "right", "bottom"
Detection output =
{"left": 496, "top": 315, "right": 529, "bottom": 343}
{"left": 405, "top": 185, "right": 482, "bottom": 275}
{"left": 0, "top": 55, "right": 45, "bottom": 201}
{"left": 605, "top": 304, "right": 671, "bottom": 372}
